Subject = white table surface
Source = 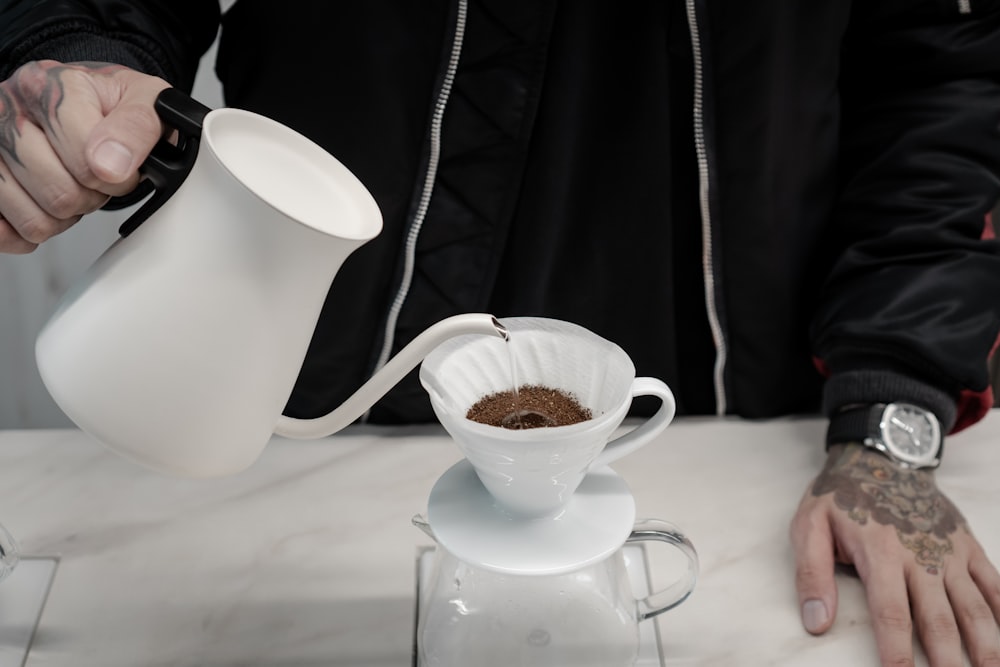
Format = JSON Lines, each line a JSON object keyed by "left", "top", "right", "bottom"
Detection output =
{"left": 1, "top": 411, "right": 998, "bottom": 666}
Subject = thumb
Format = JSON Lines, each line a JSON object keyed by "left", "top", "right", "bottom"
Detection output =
{"left": 791, "top": 510, "right": 839, "bottom": 635}
{"left": 86, "top": 74, "right": 170, "bottom": 186}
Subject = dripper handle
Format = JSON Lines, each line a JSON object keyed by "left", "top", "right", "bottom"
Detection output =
{"left": 628, "top": 519, "right": 698, "bottom": 620}
{"left": 117, "top": 88, "right": 212, "bottom": 237}
{"left": 593, "top": 377, "right": 676, "bottom": 468}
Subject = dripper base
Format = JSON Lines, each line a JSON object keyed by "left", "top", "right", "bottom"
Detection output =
{"left": 425, "top": 460, "right": 636, "bottom": 576}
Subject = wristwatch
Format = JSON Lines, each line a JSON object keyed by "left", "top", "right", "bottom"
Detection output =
{"left": 826, "top": 402, "right": 943, "bottom": 469}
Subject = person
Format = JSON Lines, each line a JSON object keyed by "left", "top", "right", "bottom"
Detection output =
{"left": 1, "top": 1, "right": 999, "bottom": 664}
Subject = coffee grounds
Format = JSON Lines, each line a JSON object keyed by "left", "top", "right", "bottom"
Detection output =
{"left": 466, "top": 385, "right": 593, "bottom": 429}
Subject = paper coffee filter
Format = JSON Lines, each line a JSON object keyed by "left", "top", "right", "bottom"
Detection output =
{"left": 419, "top": 317, "right": 635, "bottom": 418}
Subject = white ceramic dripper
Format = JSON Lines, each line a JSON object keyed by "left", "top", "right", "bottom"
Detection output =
{"left": 419, "top": 317, "right": 676, "bottom": 518}
{"left": 413, "top": 318, "right": 696, "bottom": 664}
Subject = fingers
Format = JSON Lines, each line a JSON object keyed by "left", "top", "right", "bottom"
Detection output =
{"left": 945, "top": 565, "right": 1000, "bottom": 667}
{"left": 908, "top": 568, "right": 962, "bottom": 667}
{"left": 0, "top": 217, "right": 37, "bottom": 254}
{"left": 970, "top": 551, "right": 1000, "bottom": 623}
{"left": 861, "top": 561, "right": 916, "bottom": 667}
{"left": 85, "top": 90, "right": 167, "bottom": 186}
{"left": 82, "top": 63, "right": 169, "bottom": 185}
{"left": 0, "top": 62, "right": 103, "bottom": 248}
{"left": 3, "top": 114, "right": 107, "bottom": 210}
{"left": 862, "top": 538, "right": 1000, "bottom": 667}
{"left": 0, "top": 61, "right": 166, "bottom": 251}
{"left": 791, "top": 509, "right": 839, "bottom": 635}
{"left": 12, "top": 61, "right": 165, "bottom": 193}
{"left": 0, "top": 148, "right": 84, "bottom": 248}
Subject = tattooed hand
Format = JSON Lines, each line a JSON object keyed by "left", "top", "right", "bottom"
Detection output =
{"left": 0, "top": 60, "right": 169, "bottom": 253}
{"left": 791, "top": 443, "right": 1000, "bottom": 666}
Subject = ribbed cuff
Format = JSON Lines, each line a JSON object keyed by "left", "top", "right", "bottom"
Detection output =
{"left": 1, "top": 20, "right": 171, "bottom": 82}
{"left": 821, "top": 369, "right": 957, "bottom": 433}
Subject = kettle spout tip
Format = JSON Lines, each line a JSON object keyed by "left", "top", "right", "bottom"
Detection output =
{"left": 491, "top": 316, "right": 510, "bottom": 342}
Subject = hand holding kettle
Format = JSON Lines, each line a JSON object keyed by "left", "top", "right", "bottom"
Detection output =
{"left": 26, "top": 82, "right": 508, "bottom": 477}
{"left": 0, "top": 60, "right": 169, "bottom": 253}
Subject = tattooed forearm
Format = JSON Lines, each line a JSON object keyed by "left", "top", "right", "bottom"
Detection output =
{"left": 18, "top": 61, "right": 124, "bottom": 124}
{"left": 9, "top": 60, "right": 70, "bottom": 138}
{"left": 0, "top": 60, "right": 126, "bottom": 168}
{"left": 812, "top": 444, "right": 966, "bottom": 574}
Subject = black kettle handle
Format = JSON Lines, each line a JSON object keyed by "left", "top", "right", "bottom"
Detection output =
{"left": 116, "top": 88, "right": 212, "bottom": 237}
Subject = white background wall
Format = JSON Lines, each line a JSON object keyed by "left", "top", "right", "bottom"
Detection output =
{"left": 0, "top": 35, "right": 227, "bottom": 429}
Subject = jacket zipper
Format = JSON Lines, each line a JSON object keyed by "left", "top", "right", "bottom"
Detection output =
{"left": 685, "top": 0, "right": 728, "bottom": 416}
{"left": 370, "top": 0, "right": 729, "bottom": 417}
{"left": 367, "top": 0, "right": 469, "bottom": 410}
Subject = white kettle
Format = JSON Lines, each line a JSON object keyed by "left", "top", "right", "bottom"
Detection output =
{"left": 34, "top": 89, "right": 506, "bottom": 478}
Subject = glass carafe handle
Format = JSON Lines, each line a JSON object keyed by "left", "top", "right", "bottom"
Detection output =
{"left": 0, "top": 522, "right": 20, "bottom": 583}
{"left": 627, "top": 518, "right": 698, "bottom": 620}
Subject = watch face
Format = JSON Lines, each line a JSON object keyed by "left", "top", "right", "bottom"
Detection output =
{"left": 879, "top": 403, "right": 941, "bottom": 466}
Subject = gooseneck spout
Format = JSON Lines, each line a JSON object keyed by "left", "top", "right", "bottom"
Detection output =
{"left": 274, "top": 313, "right": 507, "bottom": 439}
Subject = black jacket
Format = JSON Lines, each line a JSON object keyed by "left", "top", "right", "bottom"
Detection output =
{"left": 3, "top": 0, "right": 999, "bottom": 433}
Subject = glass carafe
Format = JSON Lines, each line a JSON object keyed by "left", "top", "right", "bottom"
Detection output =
{"left": 415, "top": 518, "right": 697, "bottom": 667}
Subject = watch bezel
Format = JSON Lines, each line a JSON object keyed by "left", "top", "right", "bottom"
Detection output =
{"left": 875, "top": 402, "right": 942, "bottom": 468}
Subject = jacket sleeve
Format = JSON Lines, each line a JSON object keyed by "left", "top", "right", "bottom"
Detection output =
{"left": 0, "top": 0, "right": 221, "bottom": 90}
{"left": 811, "top": 0, "right": 1000, "bottom": 434}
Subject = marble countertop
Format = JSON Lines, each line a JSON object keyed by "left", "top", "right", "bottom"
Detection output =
{"left": 1, "top": 412, "right": 998, "bottom": 666}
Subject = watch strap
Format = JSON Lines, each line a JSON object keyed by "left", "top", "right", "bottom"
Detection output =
{"left": 826, "top": 404, "right": 885, "bottom": 449}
